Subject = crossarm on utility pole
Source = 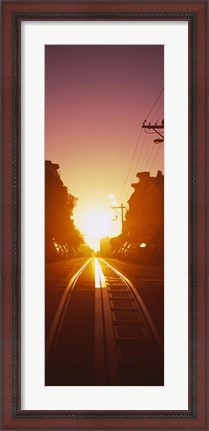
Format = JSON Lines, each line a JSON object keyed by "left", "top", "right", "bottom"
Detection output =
{"left": 142, "top": 123, "right": 164, "bottom": 140}
{"left": 111, "top": 204, "right": 126, "bottom": 233}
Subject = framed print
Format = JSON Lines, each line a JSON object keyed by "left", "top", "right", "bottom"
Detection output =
{"left": 1, "top": 0, "right": 208, "bottom": 429}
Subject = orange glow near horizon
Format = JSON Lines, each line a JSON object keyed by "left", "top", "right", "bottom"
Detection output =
{"left": 45, "top": 46, "right": 164, "bottom": 252}
{"left": 74, "top": 205, "right": 121, "bottom": 251}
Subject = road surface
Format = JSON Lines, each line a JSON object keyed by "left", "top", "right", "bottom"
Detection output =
{"left": 45, "top": 257, "right": 164, "bottom": 386}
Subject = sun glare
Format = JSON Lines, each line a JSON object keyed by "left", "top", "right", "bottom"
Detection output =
{"left": 74, "top": 207, "right": 114, "bottom": 251}
{"left": 108, "top": 194, "right": 114, "bottom": 200}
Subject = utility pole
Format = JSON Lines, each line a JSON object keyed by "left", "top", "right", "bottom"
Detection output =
{"left": 111, "top": 203, "right": 126, "bottom": 233}
{"left": 142, "top": 119, "right": 164, "bottom": 142}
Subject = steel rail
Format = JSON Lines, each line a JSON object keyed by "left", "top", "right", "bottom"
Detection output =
{"left": 46, "top": 258, "right": 91, "bottom": 359}
{"left": 100, "top": 258, "right": 163, "bottom": 354}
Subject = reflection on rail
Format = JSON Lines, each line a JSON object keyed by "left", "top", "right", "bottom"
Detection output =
{"left": 46, "top": 257, "right": 163, "bottom": 386}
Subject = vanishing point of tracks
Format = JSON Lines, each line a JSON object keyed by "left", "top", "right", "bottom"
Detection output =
{"left": 46, "top": 258, "right": 163, "bottom": 386}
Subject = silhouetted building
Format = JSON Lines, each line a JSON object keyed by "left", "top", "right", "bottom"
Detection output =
{"left": 125, "top": 171, "right": 164, "bottom": 246}
{"left": 100, "top": 237, "right": 111, "bottom": 257}
{"left": 45, "top": 160, "right": 60, "bottom": 177}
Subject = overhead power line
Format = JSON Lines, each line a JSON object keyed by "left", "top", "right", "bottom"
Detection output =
{"left": 131, "top": 133, "right": 147, "bottom": 182}
{"left": 149, "top": 143, "right": 162, "bottom": 174}
{"left": 144, "top": 143, "right": 157, "bottom": 170}
{"left": 119, "top": 88, "right": 164, "bottom": 203}
{"left": 121, "top": 134, "right": 148, "bottom": 204}
{"left": 145, "top": 87, "right": 164, "bottom": 121}
{"left": 149, "top": 101, "right": 164, "bottom": 124}
{"left": 139, "top": 134, "right": 155, "bottom": 171}
{"left": 119, "top": 127, "right": 142, "bottom": 201}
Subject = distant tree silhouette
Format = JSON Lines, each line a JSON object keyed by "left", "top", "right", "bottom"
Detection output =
{"left": 45, "top": 161, "right": 83, "bottom": 257}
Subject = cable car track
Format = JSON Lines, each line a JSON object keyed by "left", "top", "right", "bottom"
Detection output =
{"left": 46, "top": 258, "right": 91, "bottom": 360}
{"left": 94, "top": 258, "right": 163, "bottom": 385}
{"left": 46, "top": 257, "right": 163, "bottom": 386}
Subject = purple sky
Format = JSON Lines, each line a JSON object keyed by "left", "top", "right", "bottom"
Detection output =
{"left": 45, "top": 45, "right": 164, "bottom": 248}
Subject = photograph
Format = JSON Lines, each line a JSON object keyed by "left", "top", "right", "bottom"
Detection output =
{"left": 45, "top": 45, "right": 164, "bottom": 386}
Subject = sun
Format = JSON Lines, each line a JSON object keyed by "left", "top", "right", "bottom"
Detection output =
{"left": 74, "top": 206, "right": 113, "bottom": 251}
{"left": 83, "top": 208, "right": 112, "bottom": 251}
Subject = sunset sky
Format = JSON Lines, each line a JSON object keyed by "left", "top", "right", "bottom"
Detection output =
{"left": 45, "top": 45, "right": 164, "bottom": 250}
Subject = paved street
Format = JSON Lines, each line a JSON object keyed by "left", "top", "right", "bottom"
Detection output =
{"left": 45, "top": 257, "right": 164, "bottom": 386}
